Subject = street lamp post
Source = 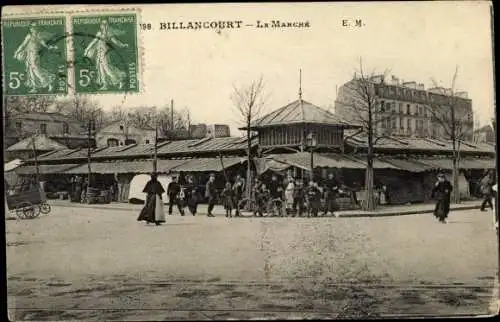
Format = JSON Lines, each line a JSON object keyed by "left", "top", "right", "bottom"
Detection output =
{"left": 306, "top": 131, "right": 317, "bottom": 181}
{"left": 84, "top": 117, "right": 95, "bottom": 203}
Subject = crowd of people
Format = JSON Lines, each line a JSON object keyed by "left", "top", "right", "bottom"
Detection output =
{"left": 136, "top": 171, "right": 353, "bottom": 225}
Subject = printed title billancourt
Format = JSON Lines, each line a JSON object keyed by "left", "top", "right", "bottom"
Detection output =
{"left": 159, "top": 20, "right": 310, "bottom": 30}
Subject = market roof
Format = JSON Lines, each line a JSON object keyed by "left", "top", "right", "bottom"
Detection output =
{"left": 29, "top": 136, "right": 257, "bottom": 162}
{"left": 15, "top": 163, "right": 80, "bottom": 175}
{"left": 244, "top": 99, "right": 359, "bottom": 129}
{"left": 64, "top": 159, "right": 188, "bottom": 175}
{"left": 346, "top": 134, "right": 495, "bottom": 154}
{"left": 170, "top": 157, "right": 245, "bottom": 173}
{"left": 6, "top": 135, "right": 67, "bottom": 152}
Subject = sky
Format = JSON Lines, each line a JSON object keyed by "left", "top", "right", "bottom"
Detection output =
{"left": 4, "top": 2, "right": 495, "bottom": 137}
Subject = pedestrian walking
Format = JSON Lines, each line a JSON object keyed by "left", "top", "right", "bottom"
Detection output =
{"left": 222, "top": 182, "right": 234, "bottom": 217}
{"left": 205, "top": 173, "right": 218, "bottom": 217}
{"left": 167, "top": 176, "right": 184, "bottom": 216}
{"left": 307, "top": 180, "right": 322, "bottom": 217}
{"left": 137, "top": 174, "right": 166, "bottom": 226}
{"left": 185, "top": 175, "right": 201, "bottom": 216}
{"left": 252, "top": 178, "right": 266, "bottom": 217}
{"left": 492, "top": 184, "right": 498, "bottom": 229}
{"left": 480, "top": 170, "right": 495, "bottom": 211}
{"left": 292, "top": 179, "right": 306, "bottom": 217}
{"left": 232, "top": 174, "right": 245, "bottom": 216}
{"left": 431, "top": 172, "right": 453, "bottom": 224}
{"left": 284, "top": 176, "right": 295, "bottom": 215}
{"left": 323, "top": 172, "right": 340, "bottom": 216}
{"left": 268, "top": 174, "right": 284, "bottom": 216}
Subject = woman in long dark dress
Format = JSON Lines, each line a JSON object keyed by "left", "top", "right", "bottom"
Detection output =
{"left": 137, "top": 174, "right": 166, "bottom": 226}
{"left": 431, "top": 173, "right": 453, "bottom": 224}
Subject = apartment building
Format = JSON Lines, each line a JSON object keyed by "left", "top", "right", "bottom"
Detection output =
{"left": 335, "top": 75, "right": 474, "bottom": 140}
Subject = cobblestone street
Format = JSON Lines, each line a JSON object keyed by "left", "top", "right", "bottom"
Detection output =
{"left": 6, "top": 205, "right": 498, "bottom": 320}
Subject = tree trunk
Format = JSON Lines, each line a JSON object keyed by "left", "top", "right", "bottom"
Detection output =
{"left": 245, "top": 128, "right": 252, "bottom": 201}
{"left": 451, "top": 156, "right": 461, "bottom": 204}
{"left": 364, "top": 156, "right": 376, "bottom": 211}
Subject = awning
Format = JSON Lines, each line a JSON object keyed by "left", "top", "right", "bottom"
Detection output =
{"left": 268, "top": 152, "right": 366, "bottom": 170}
{"left": 255, "top": 158, "right": 292, "bottom": 175}
{"left": 345, "top": 156, "right": 400, "bottom": 170}
{"left": 416, "top": 158, "right": 496, "bottom": 170}
{"left": 15, "top": 164, "right": 80, "bottom": 175}
{"left": 382, "top": 158, "right": 435, "bottom": 172}
{"left": 457, "top": 158, "right": 496, "bottom": 170}
{"left": 65, "top": 159, "right": 188, "bottom": 175}
{"left": 170, "top": 157, "right": 245, "bottom": 173}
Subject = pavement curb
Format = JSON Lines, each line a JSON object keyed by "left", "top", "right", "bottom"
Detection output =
{"left": 46, "top": 203, "right": 482, "bottom": 218}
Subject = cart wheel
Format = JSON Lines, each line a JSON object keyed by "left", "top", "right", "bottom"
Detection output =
{"left": 18, "top": 201, "right": 35, "bottom": 219}
{"left": 40, "top": 202, "right": 51, "bottom": 214}
{"left": 15, "top": 207, "right": 26, "bottom": 219}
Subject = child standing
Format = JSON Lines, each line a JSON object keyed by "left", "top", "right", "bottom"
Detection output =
{"left": 222, "top": 182, "right": 234, "bottom": 217}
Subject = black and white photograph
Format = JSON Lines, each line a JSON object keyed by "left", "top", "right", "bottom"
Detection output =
{"left": 2, "top": 2, "right": 498, "bottom": 320}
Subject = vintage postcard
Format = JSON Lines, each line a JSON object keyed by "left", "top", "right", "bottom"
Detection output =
{"left": 3, "top": 2, "right": 498, "bottom": 320}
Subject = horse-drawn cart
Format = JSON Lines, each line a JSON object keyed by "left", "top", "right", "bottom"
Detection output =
{"left": 6, "top": 185, "right": 51, "bottom": 219}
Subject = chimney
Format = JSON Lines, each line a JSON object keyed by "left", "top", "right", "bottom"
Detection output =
{"left": 429, "top": 87, "right": 445, "bottom": 95}
{"left": 402, "top": 81, "right": 417, "bottom": 89}
{"left": 417, "top": 83, "right": 425, "bottom": 90}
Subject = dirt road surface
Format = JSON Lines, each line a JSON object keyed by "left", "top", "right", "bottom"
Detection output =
{"left": 6, "top": 206, "right": 498, "bottom": 320}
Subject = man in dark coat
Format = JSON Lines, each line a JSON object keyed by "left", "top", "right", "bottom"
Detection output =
{"left": 431, "top": 173, "right": 453, "bottom": 223}
{"left": 267, "top": 174, "right": 284, "bottom": 216}
{"left": 307, "top": 180, "right": 322, "bottom": 217}
{"left": 205, "top": 173, "right": 217, "bottom": 217}
{"left": 137, "top": 174, "right": 166, "bottom": 226}
{"left": 252, "top": 178, "right": 266, "bottom": 217}
{"left": 185, "top": 175, "right": 201, "bottom": 216}
{"left": 292, "top": 179, "right": 306, "bottom": 217}
{"left": 167, "top": 176, "right": 184, "bottom": 216}
{"left": 323, "top": 172, "right": 340, "bottom": 216}
{"left": 232, "top": 174, "right": 245, "bottom": 217}
{"left": 480, "top": 170, "right": 496, "bottom": 211}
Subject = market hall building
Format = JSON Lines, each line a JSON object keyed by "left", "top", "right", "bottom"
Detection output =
{"left": 9, "top": 97, "right": 495, "bottom": 208}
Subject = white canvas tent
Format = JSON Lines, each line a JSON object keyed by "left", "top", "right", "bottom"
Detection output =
{"left": 128, "top": 174, "right": 173, "bottom": 204}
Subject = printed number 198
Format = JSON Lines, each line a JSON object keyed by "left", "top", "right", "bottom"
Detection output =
{"left": 139, "top": 23, "right": 152, "bottom": 30}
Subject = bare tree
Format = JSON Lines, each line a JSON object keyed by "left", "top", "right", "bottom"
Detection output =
{"left": 231, "top": 76, "right": 267, "bottom": 200}
{"left": 50, "top": 96, "right": 107, "bottom": 131}
{"left": 427, "top": 66, "right": 473, "bottom": 204}
{"left": 335, "top": 58, "right": 394, "bottom": 211}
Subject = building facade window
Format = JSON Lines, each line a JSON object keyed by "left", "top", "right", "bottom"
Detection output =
{"left": 107, "top": 138, "right": 119, "bottom": 147}
{"left": 406, "top": 104, "right": 411, "bottom": 114}
{"left": 385, "top": 102, "right": 391, "bottom": 112}
{"left": 379, "top": 100, "right": 385, "bottom": 112}
{"left": 391, "top": 116, "right": 396, "bottom": 129}
{"left": 407, "top": 118, "right": 412, "bottom": 133}
{"left": 40, "top": 123, "right": 47, "bottom": 134}
{"left": 16, "top": 121, "right": 22, "bottom": 132}
{"left": 398, "top": 103, "right": 403, "bottom": 114}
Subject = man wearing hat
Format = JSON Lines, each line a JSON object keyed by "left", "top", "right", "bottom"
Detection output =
{"left": 205, "top": 173, "right": 217, "bottom": 217}
{"left": 323, "top": 172, "right": 340, "bottom": 217}
{"left": 167, "top": 176, "right": 184, "bottom": 216}
{"left": 431, "top": 172, "right": 453, "bottom": 223}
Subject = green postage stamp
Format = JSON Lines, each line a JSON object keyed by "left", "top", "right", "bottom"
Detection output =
{"left": 2, "top": 17, "right": 68, "bottom": 95}
{"left": 72, "top": 14, "right": 139, "bottom": 94}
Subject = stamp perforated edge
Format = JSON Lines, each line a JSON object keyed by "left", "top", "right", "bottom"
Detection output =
{"left": 1, "top": 15, "right": 70, "bottom": 97}
{"left": 2, "top": 6, "right": 145, "bottom": 99}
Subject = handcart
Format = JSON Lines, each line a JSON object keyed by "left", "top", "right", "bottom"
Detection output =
{"left": 6, "top": 185, "right": 51, "bottom": 219}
